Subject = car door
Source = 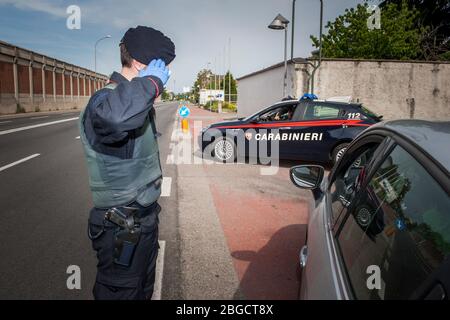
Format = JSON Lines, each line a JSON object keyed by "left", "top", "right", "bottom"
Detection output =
{"left": 292, "top": 101, "right": 346, "bottom": 162}
{"left": 333, "top": 141, "right": 450, "bottom": 299}
{"left": 250, "top": 102, "right": 299, "bottom": 159}
{"left": 340, "top": 105, "right": 375, "bottom": 141}
{"left": 302, "top": 134, "right": 389, "bottom": 300}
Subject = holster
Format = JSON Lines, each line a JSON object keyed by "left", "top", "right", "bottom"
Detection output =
{"left": 105, "top": 207, "right": 142, "bottom": 267}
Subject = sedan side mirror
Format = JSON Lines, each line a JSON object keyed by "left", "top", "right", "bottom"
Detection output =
{"left": 290, "top": 165, "right": 325, "bottom": 189}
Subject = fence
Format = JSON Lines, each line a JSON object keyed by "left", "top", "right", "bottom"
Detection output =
{"left": 0, "top": 40, "right": 109, "bottom": 115}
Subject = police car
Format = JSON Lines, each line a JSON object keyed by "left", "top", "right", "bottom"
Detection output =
{"left": 199, "top": 94, "right": 382, "bottom": 164}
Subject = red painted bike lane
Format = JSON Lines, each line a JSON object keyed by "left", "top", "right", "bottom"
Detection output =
{"left": 186, "top": 105, "right": 310, "bottom": 299}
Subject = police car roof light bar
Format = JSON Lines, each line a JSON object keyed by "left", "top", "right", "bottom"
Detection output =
{"left": 300, "top": 93, "right": 318, "bottom": 101}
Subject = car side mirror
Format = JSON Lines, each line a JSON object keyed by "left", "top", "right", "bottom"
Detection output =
{"left": 290, "top": 165, "right": 325, "bottom": 189}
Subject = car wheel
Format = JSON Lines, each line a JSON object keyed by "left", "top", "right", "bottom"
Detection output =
{"left": 332, "top": 143, "right": 349, "bottom": 164}
{"left": 212, "top": 137, "right": 236, "bottom": 162}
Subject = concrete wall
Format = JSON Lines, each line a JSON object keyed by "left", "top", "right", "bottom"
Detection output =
{"left": 0, "top": 40, "right": 109, "bottom": 115}
{"left": 237, "top": 64, "right": 297, "bottom": 117}
{"left": 312, "top": 60, "right": 450, "bottom": 120}
{"left": 237, "top": 58, "right": 450, "bottom": 121}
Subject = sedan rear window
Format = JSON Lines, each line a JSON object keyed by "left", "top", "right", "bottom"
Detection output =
{"left": 303, "top": 104, "right": 342, "bottom": 120}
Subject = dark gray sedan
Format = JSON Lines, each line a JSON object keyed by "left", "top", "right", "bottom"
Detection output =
{"left": 290, "top": 120, "right": 450, "bottom": 300}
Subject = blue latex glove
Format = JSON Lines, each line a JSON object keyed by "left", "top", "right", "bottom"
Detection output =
{"left": 139, "top": 58, "right": 170, "bottom": 85}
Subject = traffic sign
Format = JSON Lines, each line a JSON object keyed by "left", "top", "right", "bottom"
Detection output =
{"left": 178, "top": 105, "right": 190, "bottom": 118}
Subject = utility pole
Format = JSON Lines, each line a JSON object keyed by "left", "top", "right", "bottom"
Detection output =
{"left": 228, "top": 37, "right": 231, "bottom": 104}
{"left": 214, "top": 57, "right": 217, "bottom": 92}
{"left": 223, "top": 46, "right": 226, "bottom": 92}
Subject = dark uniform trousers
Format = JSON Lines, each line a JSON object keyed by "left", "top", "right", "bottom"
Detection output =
{"left": 88, "top": 201, "right": 160, "bottom": 300}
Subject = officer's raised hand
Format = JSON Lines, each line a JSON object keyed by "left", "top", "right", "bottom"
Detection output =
{"left": 139, "top": 58, "right": 170, "bottom": 85}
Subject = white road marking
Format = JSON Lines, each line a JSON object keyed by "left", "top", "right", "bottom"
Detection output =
{"left": 151, "top": 240, "right": 166, "bottom": 300}
{"left": 59, "top": 113, "right": 79, "bottom": 116}
{"left": 0, "top": 154, "right": 40, "bottom": 173}
{"left": 30, "top": 116, "right": 49, "bottom": 120}
{"left": 166, "top": 154, "right": 174, "bottom": 164}
{"left": 0, "top": 117, "right": 79, "bottom": 136}
{"left": 161, "top": 177, "right": 172, "bottom": 197}
{"left": 0, "top": 120, "right": 12, "bottom": 124}
{"left": 75, "top": 136, "right": 80, "bottom": 140}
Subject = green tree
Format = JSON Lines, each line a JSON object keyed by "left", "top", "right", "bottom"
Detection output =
{"left": 161, "top": 88, "right": 170, "bottom": 101}
{"left": 192, "top": 69, "right": 213, "bottom": 103}
{"left": 311, "top": 1, "right": 423, "bottom": 60}
{"left": 219, "top": 71, "right": 237, "bottom": 102}
{"left": 380, "top": 0, "right": 450, "bottom": 60}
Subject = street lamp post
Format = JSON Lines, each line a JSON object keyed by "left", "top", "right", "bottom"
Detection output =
{"left": 319, "top": 0, "right": 323, "bottom": 66}
{"left": 309, "top": 0, "right": 324, "bottom": 94}
{"left": 94, "top": 35, "right": 111, "bottom": 73}
{"left": 291, "top": 0, "right": 297, "bottom": 61}
{"left": 268, "top": 14, "right": 290, "bottom": 98}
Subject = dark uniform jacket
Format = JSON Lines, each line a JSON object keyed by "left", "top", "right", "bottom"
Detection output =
{"left": 83, "top": 71, "right": 164, "bottom": 159}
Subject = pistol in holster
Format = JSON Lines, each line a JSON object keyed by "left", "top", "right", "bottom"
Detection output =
{"left": 105, "top": 207, "right": 142, "bottom": 267}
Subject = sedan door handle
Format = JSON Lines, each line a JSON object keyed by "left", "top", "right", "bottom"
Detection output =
{"left": 279, "top": 127, "right": 291, "bottom": 130}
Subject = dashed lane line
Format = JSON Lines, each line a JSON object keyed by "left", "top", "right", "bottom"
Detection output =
{"left": 151, "top": 240, "right": 166, "bottom": 300}
{"left": 0, "top": 154, "right": 41, "bottom": 173}
{"left": 161, "top": 177, "right": 172, "bottom": 197}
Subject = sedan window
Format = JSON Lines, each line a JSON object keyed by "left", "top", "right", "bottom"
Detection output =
{"left": 330, "top": 143, "right": 380, "bottom": 225}
{"left": 337, "top": 145, "right": 450, "bottom": 300}
{"left": 258, "top": 104, "right": 296, "bottom": 122}
{"left": 303, "top": 103, "right": 342, "bottom": 120}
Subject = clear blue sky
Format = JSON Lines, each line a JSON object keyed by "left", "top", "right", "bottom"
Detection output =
{"left": 0, "top": 0, "right": 377, "bottom": 93}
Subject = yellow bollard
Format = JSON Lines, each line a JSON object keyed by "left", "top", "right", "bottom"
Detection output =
{"left": 181, "top": 118, "right": 189, "bottom": 133}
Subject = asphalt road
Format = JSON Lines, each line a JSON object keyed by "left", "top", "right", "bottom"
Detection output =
{"left": 0, "top": 102, "right": 181, "bottom": 299}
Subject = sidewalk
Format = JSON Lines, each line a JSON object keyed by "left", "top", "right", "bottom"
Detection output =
{"left": 176, "top": 105, "right": 310, "bottom": 299}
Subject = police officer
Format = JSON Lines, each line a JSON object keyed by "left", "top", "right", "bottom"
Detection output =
{"left": 79, "top": 26, "right": 175, "bottom": 300}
